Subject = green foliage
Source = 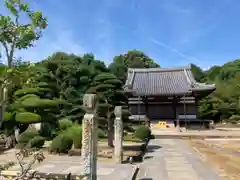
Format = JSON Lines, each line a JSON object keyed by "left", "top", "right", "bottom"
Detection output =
{"left": 0, "top": 0, "right": 47, "bottom": 67}
{"left": 50, "top": 133, "right": 73, "bottom": 153}
{"left": 22, "top": 98, "right": 59, "bottom": 109}
{"left": 190, "top": 64, "right": 206, "bottom": 82}
{"left": 59, "top": 118, "right": 73, "bottom": 131}
{"left": 15, "top": 112, "right": 41, "bottom": 124}
{"left": 65, "top": 125, "right": 82, "bottom": 149}
{"left": 191, "top": 59, "right": 240, "bottom": 122}
{"left": 18, "top": 94, "right": 40, "bottom": 101}
{"left": 14, "top": 88, "right": 40, "bottom": 97}
{"left": 28, "top": 136, "right": 45, "bottom": 149}
{"left": 98, "top": 128, "right": 106, "bottom": 138}
{"left": 109, "top": 50, "right": 159, "bottom": 82}
{"left": 229, "top": 115, "right": 240, "bottom": 121}
{"left": 4, "top": 112, "right": 13, "bottom": 121}
{"left": 134, "top": 125, "right": 151, "bottom": 140}
{"left": 17, "top": 129, "right": 39, "bottom": 147}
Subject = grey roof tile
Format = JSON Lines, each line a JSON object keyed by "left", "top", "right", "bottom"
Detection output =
{"left": 124, "top": 66, "right": 215, "bottom": 96}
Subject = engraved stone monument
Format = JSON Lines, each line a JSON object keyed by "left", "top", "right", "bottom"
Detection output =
{"left": 114, "top": 106, "right": 123, "bottom": 164}
{"left": 82, "top": 94, "right": 98, "bottom": 180}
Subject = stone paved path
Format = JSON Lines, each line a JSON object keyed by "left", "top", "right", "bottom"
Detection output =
{"left": 136, "top": 139, "right": 220, "bottom": 180}
{"left": 2, "top": 155, "right": 137, "bottom": 180}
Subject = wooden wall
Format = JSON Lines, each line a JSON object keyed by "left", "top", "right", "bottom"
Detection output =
{"left": 128, "top": 96, "right": 197, "bottom": 120}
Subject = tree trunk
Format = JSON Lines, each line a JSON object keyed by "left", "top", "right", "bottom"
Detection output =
{"left": 107, "top": 115, "right": 114, "bottom": 148}
{"left": 1, "top": 86, "right": 17, "bottom": 149}
{"left": 5, "top": 133, "right": 16, "bottom": 149}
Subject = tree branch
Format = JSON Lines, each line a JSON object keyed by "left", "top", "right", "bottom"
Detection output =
{"left": 13, "top": 149, "right": 45, "bottom": 180}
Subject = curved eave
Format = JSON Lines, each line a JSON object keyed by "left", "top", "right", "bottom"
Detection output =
{"left": 191, "top": 86, "right": 216, "bottom": 98}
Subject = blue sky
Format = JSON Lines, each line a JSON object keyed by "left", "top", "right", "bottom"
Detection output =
{"left": 1, "top": 0, "right": 240, "bottom": 69}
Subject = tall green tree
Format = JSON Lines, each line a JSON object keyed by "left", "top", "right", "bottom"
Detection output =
{"left": 0, "top": 0, "right": 47, "bottom": 147}
{"left": 191, "top": 59, "right": 240, "bottom": 123}
{"left": 190, "top": 64, "right": 206, "bottom": 82}
{"left": 109, "top": 50, "right": 159, "bottom": 83}
{"left": 0, "top": 0, "right": 47, "bottom": 67}
{"left": 87, "top": 73, "right": 127, "bottom": 147}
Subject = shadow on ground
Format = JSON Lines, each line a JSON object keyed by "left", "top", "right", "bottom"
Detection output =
{"left": 146, "top": 145, "right": 162, "bottom": 152}
{"left": 138, "top": 178, "right": 153, "bottom": 180}
{"left": 143, "top": 145, "right": 162, "bottom": 160}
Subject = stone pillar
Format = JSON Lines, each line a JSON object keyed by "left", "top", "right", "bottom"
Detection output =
{"left": 114, "top": 106, "right": 123, "bottom": 164}
{"left": 82, "top": 94, "right": 98, "bottom": 180}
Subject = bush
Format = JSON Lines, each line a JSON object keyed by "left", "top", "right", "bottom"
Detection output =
{"left": 98, "top": 128, "right": 106, "bottom": 138}
{"left": 51, "top": 133, "right": 73, "bottom": 153}
{"left": 29, "top": 136, "right": 45, "bottom": 149}
{"left": 229, "top": 115, "right": 240, "bottom": 121}
{"left": 134, "top": 125, "right": 151, "bottom": 140}
{"left": 59, "top": 118, "right": 73, "bottom": 131}
{"left": 15, "top": 112, "right": 41, "bottom": 124}
{"left": 66, "top": 125, "right": 82, "bottom": 149}
{"left": 17, "top": 129, "right": 39, "bottom": 147}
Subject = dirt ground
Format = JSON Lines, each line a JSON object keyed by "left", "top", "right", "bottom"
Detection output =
{"left": 189, "top": 139, "right": 240, "bottom": 180}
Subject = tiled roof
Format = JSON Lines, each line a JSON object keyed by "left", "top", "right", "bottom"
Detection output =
{"left": 124, "top": 65, "right": 216, "bottom": 96}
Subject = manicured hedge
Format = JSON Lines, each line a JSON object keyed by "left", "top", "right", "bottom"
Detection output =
{"left": 59, "top": 118, "right": 73, "bottom": 131}
{"left": 50, "top": 133, "right": 73, "bottom": 153}
{"left": 29, "top": 136, "right": 45, "bottom": 149}
{"left": 17, "top": 129, "right": 39, "bottom": 148}
{"left": 15, "top": 112, "right": 41, "bottom": 124}
{"left": 134, "top": 125, "right": 151, "bottom": 140}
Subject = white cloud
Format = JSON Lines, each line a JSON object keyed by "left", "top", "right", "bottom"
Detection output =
{"left": 16, "top": 29, "right": 84, "bottom": 62}
{"left": 150, "top": 37, "right": 198, "bottom": 62}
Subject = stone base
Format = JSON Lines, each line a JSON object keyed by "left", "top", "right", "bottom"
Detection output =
{"left": 68, "top": 149, "right": 81, "bottom": 156}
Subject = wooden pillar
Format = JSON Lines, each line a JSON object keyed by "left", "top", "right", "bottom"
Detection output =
{"left": 175, "top": 96, "right": 181, "bottom": 131}
{"left": 144, "top": 96, "right": 150, "bottom": 126}
{"left": 145, "top": 97, "right": 149, "bottom": 117}
{"left": 195, "top": 96, "right": 199, "bottom": 118}
{"left": 195, "top": 95, "right": 202, "bottom": 129}
{"left": 137, "top": 96, "right": 141, "bottom": 115}
{"left": 183, "top": 94, "right": 187, "bottom": 130}
{"left": 172, "top": 96, "right": 177, "bottom": 120}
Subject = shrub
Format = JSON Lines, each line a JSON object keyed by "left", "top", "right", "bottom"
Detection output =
{"left": 59, "top": 118, "right": 73, "bottom": 131}
{"left": 98, "top": 128, "right": 106, "bottom": 138}
{"left": 229, "top": 115, "right": 240, "bottom": 121}
{"left": 51, "top": 133, "right": 73, "bottom": 153}
{"left": 134, "top": 125, "right": 151, "bottom": 140}
{"left": 66, "top": 125, "right": 82, "bottom": 149}
{"left": 29, "top": 136, "right": 45, "bottom": 149}
{"left": 17, "top": 129, "right": 39, "bottom": 147}
{"left": 15, "top": 112, "right": 41, "bottom": 124}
